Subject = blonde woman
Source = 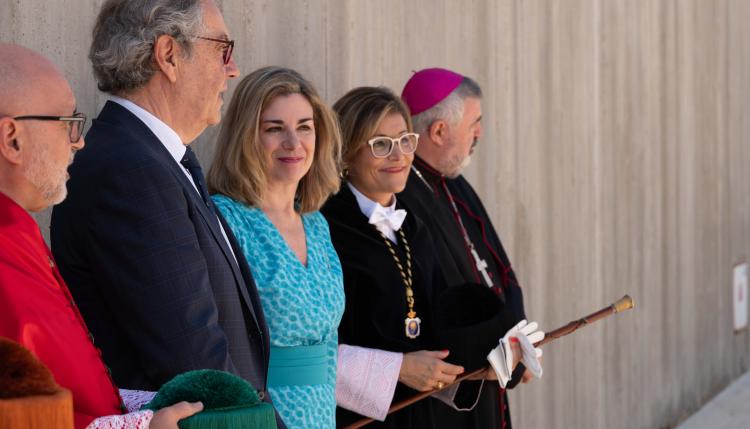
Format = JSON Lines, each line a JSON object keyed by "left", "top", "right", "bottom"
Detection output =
{"left": 321, "top": 87, "right": 467, "bottom": 428}
{"left": 321, "top": 87, "right": 534, "bottom": 428}
{"left": 208, "top": 66, "right": 344, "bottom": 428}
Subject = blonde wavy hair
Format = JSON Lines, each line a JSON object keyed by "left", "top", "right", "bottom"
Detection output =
{"left": 208, "top": 66, "right": 341, "bottom": 213}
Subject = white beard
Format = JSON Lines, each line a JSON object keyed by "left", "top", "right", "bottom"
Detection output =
{"left": 25, "top": 147, "right": 70, "bottom": 206}
{"left": 446, "top": 153, "right": 472, "bottom": 178}
{"left": 459, "top": 154, "right": 472, "bottom": 171}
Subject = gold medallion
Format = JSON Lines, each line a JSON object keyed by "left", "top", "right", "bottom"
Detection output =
{"left": 405, "top": 314, "right": 421, "bottom": 339}
{"left": 377, "top": 228, "right": 421, "bottom": 339}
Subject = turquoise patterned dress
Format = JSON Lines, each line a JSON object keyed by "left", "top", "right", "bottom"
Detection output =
{"left": 213, "top": 195, "right": 345, "bottom": 429}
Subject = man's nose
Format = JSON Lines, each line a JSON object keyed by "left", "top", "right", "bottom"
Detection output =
{"left": 226, "top": 57, "right": 240, "bottom": 78}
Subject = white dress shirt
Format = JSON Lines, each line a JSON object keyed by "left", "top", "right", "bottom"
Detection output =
{"left": 347, "top": 182, "right": 406, "bottom": 243}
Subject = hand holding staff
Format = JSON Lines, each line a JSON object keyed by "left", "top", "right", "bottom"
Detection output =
{"left": 343, "top": 295, "right": 635, "bottom": 429}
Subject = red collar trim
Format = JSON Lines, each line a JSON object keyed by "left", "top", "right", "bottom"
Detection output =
{"left": 413, "top": 156, "right": 444, "bottom": 182}
{"left": 412, "top": 157, "right": 447, "bottom": 196}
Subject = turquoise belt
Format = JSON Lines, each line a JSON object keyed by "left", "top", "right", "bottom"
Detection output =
{"left": 267, "top": 344, "right": 328, "bottom": 387}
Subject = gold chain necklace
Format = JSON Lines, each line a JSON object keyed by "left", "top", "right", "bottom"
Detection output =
{"left": 376, "top": 228, "right": 421, "bottom": 339}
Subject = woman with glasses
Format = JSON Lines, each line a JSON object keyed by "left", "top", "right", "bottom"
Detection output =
{"left": 207, "top": 67, "right": 344, "bottom": 428}
{"left": 321, "top": 87, "right": 468, "bottom": 428}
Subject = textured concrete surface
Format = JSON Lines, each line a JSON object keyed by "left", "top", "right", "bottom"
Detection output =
{"left": 676, "top": 370, "right": 750, "bottom": 429}
{"left": 2, "top": 1, "right": 749, "bottom": 428}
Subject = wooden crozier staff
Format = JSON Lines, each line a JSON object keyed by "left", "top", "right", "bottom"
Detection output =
{"left": 344, "top": 295, "right": 635, "bottom": 429}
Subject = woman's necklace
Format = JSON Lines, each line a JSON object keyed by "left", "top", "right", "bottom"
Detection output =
{"left": 376, "top": 228, "right": 421, "bottom": 339}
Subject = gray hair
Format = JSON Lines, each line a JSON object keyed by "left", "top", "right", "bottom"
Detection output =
{"left": 411, "top": 76, "right": 483, "bottom": 136}
{"left": 89, "top": 0, "right": 203, "bottom": 94}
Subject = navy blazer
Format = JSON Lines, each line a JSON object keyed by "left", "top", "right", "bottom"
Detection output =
{"left": 51, "top": 101, "right": 270, "bottom": 396}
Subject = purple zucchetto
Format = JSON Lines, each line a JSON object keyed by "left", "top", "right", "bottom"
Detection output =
{"left": 401, "top": 68, "right": 464, "bottom": 115}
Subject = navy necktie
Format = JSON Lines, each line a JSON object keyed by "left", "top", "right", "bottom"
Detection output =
{"left": 180, "top": 146, "right": 217, "bottom": 215}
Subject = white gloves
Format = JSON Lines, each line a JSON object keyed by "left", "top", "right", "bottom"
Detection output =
{"left": 487, "top": 319, "right": 545, "bottom": 388}
{"left": 515, "top": 320, "right": 544, "bottom": 378}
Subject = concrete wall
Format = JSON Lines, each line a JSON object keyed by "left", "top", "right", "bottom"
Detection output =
{"left": 3, "top": 1, "right": 749, "bottom": 427}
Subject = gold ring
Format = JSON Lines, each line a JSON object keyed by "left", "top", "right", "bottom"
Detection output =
{"left": 436, "top": 381, "right": 444, "bottom": 389}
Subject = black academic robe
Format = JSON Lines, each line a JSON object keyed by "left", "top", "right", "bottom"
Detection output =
{"left": 398, "top": 156, "right": 527, "bottom": 429}
{"left": 321, "top": 184, "right": 441, "bottom": 429}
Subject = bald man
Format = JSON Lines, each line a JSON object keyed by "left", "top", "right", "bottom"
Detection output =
{"left": 0, "top": 43, "right": 200, "bottom": 429}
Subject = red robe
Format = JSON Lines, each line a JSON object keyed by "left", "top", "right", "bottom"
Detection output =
{"left": 0, "top": 192, "right": 123, "bottom": 428}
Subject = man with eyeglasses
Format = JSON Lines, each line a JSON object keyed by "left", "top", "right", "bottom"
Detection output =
{"left": 398, "top": 68, "right": 542, "bottom": 429}
{"left": 0, "top": 73, "right": 86, "bottom": 209}
{"left": 0, "top": 43, "right": 205, "bottom": 429}
{"left": 50, "top": 1, "right": 282, "bottom": 424}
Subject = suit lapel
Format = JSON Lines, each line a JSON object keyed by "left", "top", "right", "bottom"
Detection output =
{"left": 218, "top": 215, "right": 269, "bottom": 367}
{"left": 163, "top": 159, "right": 239, "bottom": 277}
{"left": 162, "top": 147, "right": 265, "bottom": 337}
{"left": 96, "top": 101, "right": 263, "bottom": 335}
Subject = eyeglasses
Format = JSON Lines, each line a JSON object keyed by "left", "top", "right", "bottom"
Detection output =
{"left": 195, "top": 36, "right": 235, "bottom": 65}
{"left": 13, "top": 112, "right": 87, "bottom": 143}
{"left": 367, "top": 132, "right": 419, "bottom": 158}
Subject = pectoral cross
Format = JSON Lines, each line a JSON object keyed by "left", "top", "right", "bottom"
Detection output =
{"left": 471, "top": 245, "right": 494, "bottom": 288}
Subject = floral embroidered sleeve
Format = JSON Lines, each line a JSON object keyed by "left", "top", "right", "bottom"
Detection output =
{"left": 84, "top": 389, "right": 158, "bottom": 429}
{"left": 120, "top": 389, "right": 157, "bottom": 413}
{"left": 84, "top": 410, "right": 153, "bottom": 429}
{"left": 335, "top": 344, "right": 402, "bottom": 421}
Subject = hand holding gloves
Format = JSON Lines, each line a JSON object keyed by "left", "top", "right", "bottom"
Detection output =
{"left": 486, "top": 319, "right": 544, "bottom": 387}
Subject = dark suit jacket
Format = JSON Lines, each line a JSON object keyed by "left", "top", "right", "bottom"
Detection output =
{"left": 50, "top": 101, "right": 270, "bottom": 397}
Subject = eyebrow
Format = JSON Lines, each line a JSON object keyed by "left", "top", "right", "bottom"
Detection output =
{"left": 372, "top": 130, "right": 409, "bottom": 138}
{"left": 261, "top": 117, "right": 314, "bottom": 125}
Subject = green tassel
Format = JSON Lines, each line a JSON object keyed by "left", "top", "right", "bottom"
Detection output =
{"left": 143, "top": 370, "right": 277, "bottom": 429}
{"left": 144, "top": 370, "right": 260, "bottom": 411}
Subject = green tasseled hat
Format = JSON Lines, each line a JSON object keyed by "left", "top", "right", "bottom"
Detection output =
{"left": 143, "top": 369, "right": 277, "bottom": 429}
